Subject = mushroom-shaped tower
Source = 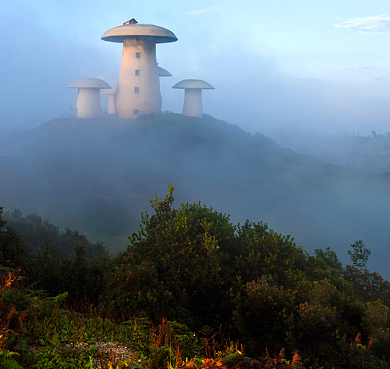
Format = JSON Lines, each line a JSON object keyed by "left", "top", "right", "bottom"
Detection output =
{"left": 101, "top": 85, "right": 117, "bottom": 115}
{"left": 172, "top": 79, "right": 215, "bottom": 118}
{"left": 67, "top": 78, "right": 111, "bottom": 118}
{"left": 101, "top": 19, "right": 177, "bottom": 119}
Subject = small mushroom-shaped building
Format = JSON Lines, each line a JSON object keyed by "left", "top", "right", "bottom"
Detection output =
{"left": 101, "top": 18, "right": 177, "bottom": 119}
{"left": 158, "top": 67, "right": 172, "bottom": 77}
{"left": 172, "top": 79, "right": 214, "bottom": 118}
{"left": 101, "top": 85, "right": 117, "bottom": 115}
{"left": 67, "top": 78, "right": 111, "bottom": 118}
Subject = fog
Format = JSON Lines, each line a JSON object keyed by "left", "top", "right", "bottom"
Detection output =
{"left": 1, "top": 2, "right": 390, "bottom": 278}
{"left": 2, "top": 2, "right": 390, "bottom": 137}
{"left": 1, "top": 115, "right": 390, "bottom": 280}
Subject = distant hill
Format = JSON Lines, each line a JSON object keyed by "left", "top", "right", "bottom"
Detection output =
{"left": 271, "top": 129, "right": 390, "bottom": 175}
{"left": 1, "top": 113, "right": 390, "bottom": 277}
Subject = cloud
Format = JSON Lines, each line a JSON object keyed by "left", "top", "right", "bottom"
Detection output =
{"left": 335, "top": 15, "right": 390, "bottom": 34}
{"left": 186, "top": 6, "right": 219, "bottom": 16}
{"left": 330, "top": 66, "right": 374, "bottom": 72}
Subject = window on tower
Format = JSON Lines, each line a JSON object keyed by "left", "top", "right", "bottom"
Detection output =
{"left": 134, "top": 87, "right": 139, "bottom": 93}
{"left": 135, "top": 70, "right": 140, "bottom": 76}
{"left": 135, "top": 52, "right": 140, "bottom": 58}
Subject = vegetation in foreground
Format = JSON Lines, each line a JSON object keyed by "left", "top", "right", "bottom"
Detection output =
{"left": 1, "top": 186, "right": 390, "bottom": 368}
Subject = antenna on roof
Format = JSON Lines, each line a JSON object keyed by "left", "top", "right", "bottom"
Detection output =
{"left": 123, "top": 18, "right": 138, "bottom": 25}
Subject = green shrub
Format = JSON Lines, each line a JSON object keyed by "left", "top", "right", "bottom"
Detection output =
{"left": 104, "top": 253, "right": 173, "bottom": 321}
{"left": 0, "top": 208, "right": 34, "bottom": 282}
{"left": 126, "top": 186, "right": 235, "bottom": 328}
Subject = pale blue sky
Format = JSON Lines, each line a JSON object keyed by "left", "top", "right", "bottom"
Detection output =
{"left": 1, "top": 0, "right": 390, "bottom": 137}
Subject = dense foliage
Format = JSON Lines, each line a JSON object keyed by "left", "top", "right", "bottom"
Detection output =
{"left": 1, "top": 188, "right": 390, "bottom": 368}
{"left": 3, "top": 209, "right": 107, "bottom": 260}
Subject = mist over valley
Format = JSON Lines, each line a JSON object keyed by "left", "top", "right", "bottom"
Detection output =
{"left": 1, "top": 113, "right": 389, "bottom": 278}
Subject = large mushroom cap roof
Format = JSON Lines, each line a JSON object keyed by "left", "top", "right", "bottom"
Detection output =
{"left": 172, "top": 79, "right": 215, "bottom": 89}
{"left": 67, "top": 78, "right": 111, "bottom": 89}
{"left": 101, "top": 20, "right": 177, "bottom": 43}
{"left": 101, "top": 85, "right": 117, "bottom": 95}
{"left": 158, "top": 67, "right": 172, "bottom": 77}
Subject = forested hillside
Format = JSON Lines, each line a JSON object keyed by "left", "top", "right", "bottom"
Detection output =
{"left": 0, "top": 113, "right": 390, "bottom": 278}
{"left": 273, "top": 129, "right": 390, "bottom": 175}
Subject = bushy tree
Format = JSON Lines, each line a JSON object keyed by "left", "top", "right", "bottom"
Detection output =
{"left": 56, "top": 240, "right": 108, "bottom": 302}
{"left": 0, "top": 208, "right": 34, "bottom": 282}
{"left": 3, "top": 210, "right": 60, "bottom": 254}
{"left": 234, "top": 220, "right": 308, "bottom": 286}
{"left": 126, "top": 186, "right": 236, "bottom": 328}
{"left": 3, "top": 210, "right": 108, "bottom": 260}
{"left": 104, "top": 251, "right": 173, "bottom": 320}
{"left": 344, "top": 240, "right": 390, "bottom": 306}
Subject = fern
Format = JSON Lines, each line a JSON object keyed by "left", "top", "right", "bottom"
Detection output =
{"left": 0, "top": 350, "right": 23, "bottom": 369}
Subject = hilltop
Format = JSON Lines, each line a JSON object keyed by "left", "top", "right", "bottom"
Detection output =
{"left": 0, "top": 113, "right": 389, "bottom": 275}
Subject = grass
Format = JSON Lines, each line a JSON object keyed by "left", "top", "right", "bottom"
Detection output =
{"left": 19, "top": 297, "right": 306, "bottom": 368}
{"left": 11, "top": 289, "right": 262, "bottom": 368}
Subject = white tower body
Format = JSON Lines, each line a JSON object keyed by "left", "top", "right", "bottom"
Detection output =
{"left": 183, "top": 89, "right": 204, "bottom": 118}
{"left": 67, "top": 78, "right": 111, "bottom": 118}
{"left": 101, "top": 85, "right": 117, "bottom": 115}
{"left": 172, "top": 79, "right": 215, "bottom": 118}
{"left": 101, "top": 19, "right": 177, "bottom": 119}
{"left": 107, "top": 93, "right": 116, "bottom": 115}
